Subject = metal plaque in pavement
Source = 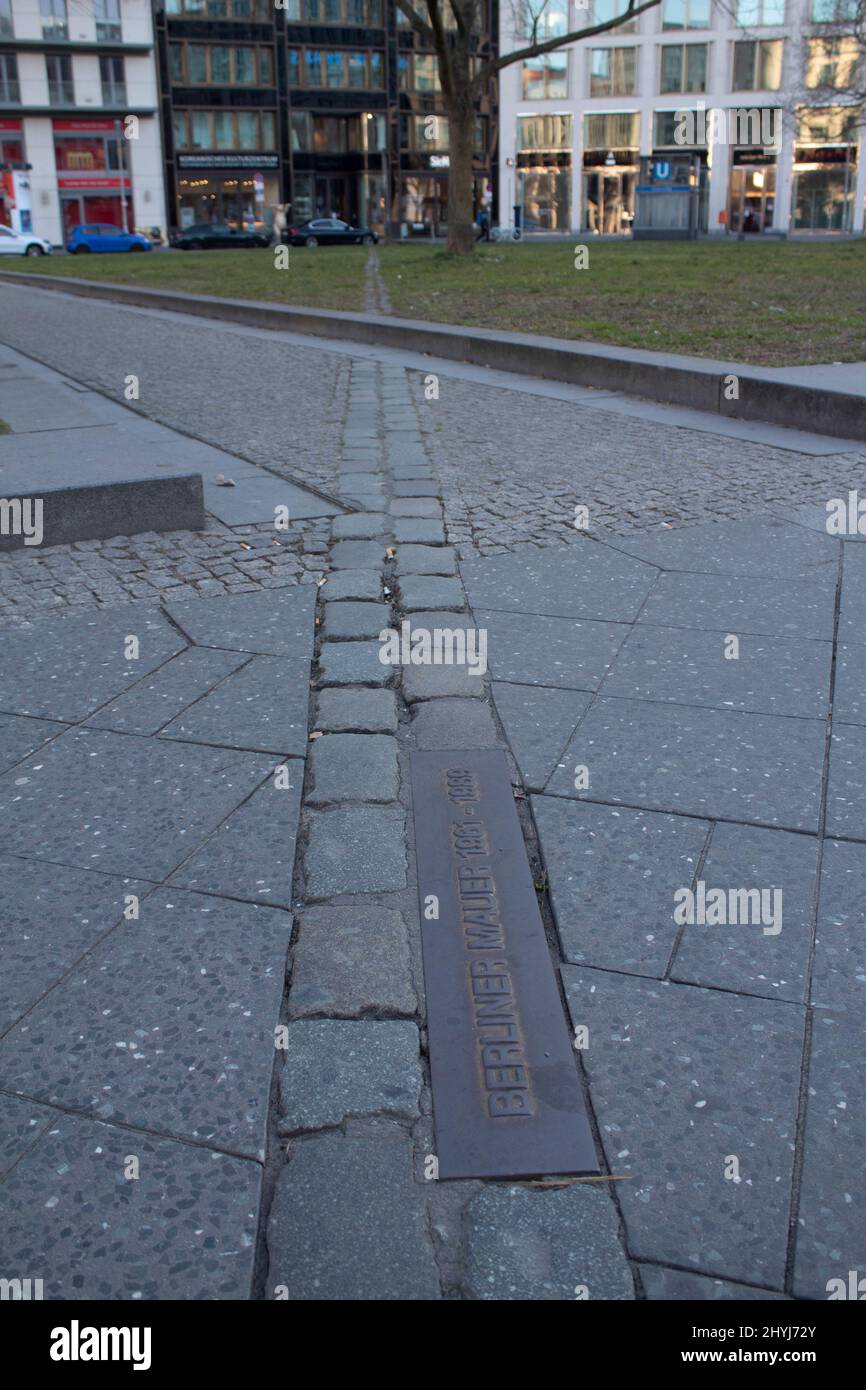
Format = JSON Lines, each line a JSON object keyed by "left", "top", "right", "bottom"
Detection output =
{"left": 410, "top": 749, "right": 599, "bottom": 1181}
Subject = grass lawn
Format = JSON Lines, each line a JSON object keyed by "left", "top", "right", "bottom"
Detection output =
{"left": 3, "top": 238, "right": 864, "bottom": 367}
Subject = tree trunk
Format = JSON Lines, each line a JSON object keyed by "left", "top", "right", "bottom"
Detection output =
{"left": 446, "top": 101, "right": 476, "bottom": 255}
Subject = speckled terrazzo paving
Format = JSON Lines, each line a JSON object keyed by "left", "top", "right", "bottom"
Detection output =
{"left": 0, "top": 592, "right": 313, "bottom": 1298}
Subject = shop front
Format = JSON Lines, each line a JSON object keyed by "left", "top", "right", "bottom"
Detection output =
{"left": 515, "top": 113, "right": 572, "bottom": 233}
{"left": 728, "top": 151, "right": 777, "bottom": 234}
{"left": 175, "top": 153, "right": 280, "bottom": 232}
{"left": 582, "top": 114, "right": 640, "bottom": 235}
{"left": 54, "top": 120, "right": 133, "bottom": 236}
{"left": 792, "top": 107, "right": 859, "bottom": 233}
{"left": 0, "top": 119, "right": 25, "bottom": 229}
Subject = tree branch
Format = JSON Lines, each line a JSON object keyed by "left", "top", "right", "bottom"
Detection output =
{"left": 392, "top": 0, "right": 435, "bottom": 43}
{"left": 476, "top": 0, "right": 663, "bottom": 88}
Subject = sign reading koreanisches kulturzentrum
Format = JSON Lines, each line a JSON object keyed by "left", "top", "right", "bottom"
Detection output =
{"left": 411, "top": 749, "right": 599, "bottom": 1181}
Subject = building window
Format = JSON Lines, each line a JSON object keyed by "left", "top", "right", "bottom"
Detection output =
{"left": 806, "top": 37, "right": 860, "bottom": 91}
{"left": 400, "top": 53, "right": 441, "bottom": 92}
{"left": 172, "top": 109, "right": 277, "bottom": 150}
{"left": 55, "top": 133, "right": 128, "bottom": 172}
{"left": 169, "top": 44, "right": 276, "bottom": 87}
{"left": 46, "top": 54, "right": 74, "bottom": 105}
{"left": 287, "top": 48, "right": 384, "bottom": 89}
{"left": 407, "top": 114, "right": 450, "bottom": 150}
{"left": 811, "top": 0, "right": 858, "bottom": 16}
{"left": 733, "top": 0, "right": 784, "bottom": 22}
{"left": 0, "top": 0, "right": 13, "bottom": 40}
{"left": 164, "top": 0, "right": 272, "bottom": 16}
{"left": 732, "top": 39, "right": 783, "bottom": 91}
{"left": 797, "top": 105, "right": 859, "bottom": 144}
{"left": 94, "top": 0, "right": 121, "bottom": 42}
{"left": 0, "top": 53, "right": 19, "bottom": 104}
{"left": 584, "top": 111, "right": 640, "bottom": 148}
{"left": 517, "top": 112, "right": 573, "bottom": 150}
{"left": 661, "top": 0, "right": 711, "bottom": 27}
{"left": 522, "top": 52, "right": 568, "bottom": 99}
{"left": 660, "top": 43, "right": 708, "bottom": 93}
{"left": 100, "top": 56, "right": 126, "bottom": 105}
{"left": 40, "top": 0, "right": 68, "bottom": 40}
{"left": 519, "top": 0, "right": 568, "bottom": 38}
{"left": 285, "top": 0, "right": 383, "bottom": 19}
{"left": 590, "top": 48, "right": 637, "bottom": 96}
{"left": 591, "top": 0, "right": 638, "bottom": 32}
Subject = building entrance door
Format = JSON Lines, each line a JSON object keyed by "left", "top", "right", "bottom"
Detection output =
{"left": 583, "top": 169, "right": 636, "bottom": 234}
{"left": 314, "top": 175, "right": 355, "bottom": 223}
{"left": 728, "top": 165, "right": 775, "bottom": 233}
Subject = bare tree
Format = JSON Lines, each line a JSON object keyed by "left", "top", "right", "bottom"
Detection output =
{"left": 393, "top": 0, "right": 662, "bottom": 253}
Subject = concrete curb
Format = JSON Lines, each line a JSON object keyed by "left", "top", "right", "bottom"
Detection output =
{"left": 3, "top": 269, "right": 865, "bottom": 442}
{"left": 0, "top": 472, "right": 205, "bottom": 551}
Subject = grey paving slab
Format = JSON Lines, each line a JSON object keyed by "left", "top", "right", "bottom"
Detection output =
{"left": 833, "top": 643, "right": 866, "bottom": 726}
{"left": 461, "top": 538, "right": 657, "bottom": 622}
{"left": 323, "top": 599, "right": 390, "bottom": 639}
{"left": 0, "top": 888, "right": 291, "bottom": 1157}
{"left": 203, "top": 473, "right": 340, "bottom": 525}
{"left": 0, "top": 1109, "right": 262, "bottom": 1299}
{"left": 309, "top": 733, "right": 399, "bottom": 804}
{"left": 0, "top": 855, "right": 149, "bottom": 1036}
{"left": 86, "top": 647, "right": 246, "bottom": 736}
{"left": 319, "top": 640, "right": 393, "bottom": 687}
{"left": 410, "top": 696, "right": 502, "bottom": 749}
{"left": 838, "top": 542, "right": 866, "bottom": 642}
{"left": 396, "top": 544, "right": 456, "bottom": 574}
{"left": 304, "top": 805, "right": 407, "bottom": 895}
{"left": 477, "top": 610, "right": 627, "bottom": 691}
{"left": 0, "top": 726, "right": 270, "bottom": 880}
{"left": 331, "top": 512, "right": 387, "bottom": 539}
{"left": 0, "top": 713, "right": 67, "bottom": 775}
{"left": 533, "top": 797, "right": 708, "bottom": 977}
{"left": 288, "top": 906, "right": 417, "bottom": 1019}
{"left": 160, "top": 654, "right": 310, "bottom": 756}
{"left": 606, "top": 517, "right": 839, "bottom": 580}
{"left": 794, "top": 1010, "right": 866, "bottom": 1300}
{"left": 671, "top": 823, "right": 819, "bottom": 1003}
{"left": 561, "top": 967, "right": 804, "bottom": 1287}
{"left": 393, "top": 480, "right": 440, "bottom": 497}
{"left": 603, "top": 626, "right": 832, "bottom": 720}
{"left": 402, "top": 663, "right": 486, "bottom": 701}
{"left": 394, "top": 519, "right": 445, "bottom": 544}
{"left": 165, "top": 586, "right": 316, "bottom": 657}
{"left": 636, "top": 569, "right": 838, "bottom": 641}
{"left": 169, "top": 775, "right": 302, "bottom": 910}
{"left": 547, "top": 698, "right": 826, "bottom": 832}
{"left": 330, "top": 539, "right": 387, "bottom": 569}
{"left": 0, "top": 606, "right": 187, "bottom": 722}
{"left": 826, "top": 723, "right": 866, "bottom": 841}
{"left": 389, "top": 499, "right": 443, "bottom": 519}
{"left": 316, "top": 687, "right": 398, "bottom": 733}
{"left": 492, "top": 682, "right": 591, "bottom": 790}
{"left": 278, "top": 1019, "right": 421, "bottom": 1131}
{"left": 785, "top": 502, "right": 866, "bottom": 541}
{"left": 464, "top": 1184, "right": 633, "bottom": 1301}
{"left": 399, "top": 574, "right": 465, "bottom": 611}
{"left": 0, "top": 1093, "right": 54, "bottom": 1179}
{"left": 639, "top": 1266, "right": 788, "bottom": 1300}
{"left": 811, "top": 837, "right": 866, "bottom": 1012}
{"left": 266, "top": 1130, "right": 440, "bottom": 1300}
{"left": 0, "top": 377, "right": 99, "bottom": 432}
{"left": 335, "top": 474, "right": 381, "bottom": 494}
{"left": 322, "top": 568, "right": 382, "bottom": 601}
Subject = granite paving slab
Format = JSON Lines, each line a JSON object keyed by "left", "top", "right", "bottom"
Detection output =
{"left": 288, "top": 905, "right": 417, "bottom": 1018}
{"left": 0, "top": 726, "right": 271, "bottom": 880}
{"left": 410, "top": 696, "right": 501, "bottom": 749}
{"left": 561, "top": 967, "right": 805, "bottom": 1287}
{"left": 0, "top": 1093, "right": 54, "bottom": 1179}
{"left": 0, "top": 887, "right": 291, "bottom": 1157}
{"left": 833, "top": 643, "right": 866, "bottom": 726}
{"left": 323, "top": 600, "right": 390, "bottom": 639}
{"left": 533, "top": 797, "right": 708, "bottom": 977}
{"left": 838, "top": 542, "right": 866, "bottom": 642}
{"left": 265, "top": 1130, "right": 440, "bottom": 1300}
{"left": 203, "top": 473, "right": 341, "bottom": 525}
{"left": 394, "top": 519, "right": 445, "bottom": 545}
{"left": 606, "top": 516, "right": 840, "bottom": 580}
{"left": 159, "top": 654, "right": 309, "bottom": 756}
{"left": 165, "top": 587, "right": 316, "bottom": 657}
{"left": 308, "top": 733, "right": 399, "bottom": 804}
{"left": 329, "top": 540, "right": 387, "bottom": 569}
{"left": 304, "top": 805, "right": 407, "bottom": 895}
{"left": 396, "top": 544, "right": 456, "bottom": 574}
{"left": 169, "top": 774, "right": 302, "bottom": 910}
{"left": 398, "top": 575, "right": 465, "bottom": 611}
{"left": 671, "top": 822, "right": 819, "bottom": 1003}
{"left": 331, "top": 513, "right": 387, "bottom": 540}
{"left": 0, "top": 1107, "right": 262, "bottom": 1299}
{"left": 492, "top": 682, "right": 592, "bottom": 789}
{"left": 322, "top": 569, "right": 382, "bottom": 601}
{"left": 0, "top": 713, "right": 67, "bottom": 776}
{"left": 602, "top": 626, "right": 832, "bottom": 720}
{"left": 315, "top": 687, "right": 398, "bottom": 733}
{"left": 278, "top": 1019, "right": 421, "bottom": 1131}
{"left": 811, "top": 837, "right": 866, "bottom": 1012}
{"left": 547, "top": 698, "right": 826, "bottom": 831}
{"left": 0, "top": 606, "right": 187, "bottom": 722}
{"left": 825, "top": 723, "right": 866, "bottom": 841}
{"left": 785, "top": 502, "right": 866, "bottom": 541}
{"left": 639, "top": 1266, "right": 788, "bottom": 1300}
{"left": 319, "top": 640, "right": 393, "bottom": 687}
{"left": 477, "top": 610, "right": 628, "bottom": 691}
{"left": 461, "top": 538, "right": 657, "bottom": 622}
{"left": 636, "top": 570, "right": 838, "bottom": 641}
{"left": 793, "top": 1010, "right": 866, "bottom": 1300}
{"left": 86, "top": 647, "right": 247, "bottom": 736}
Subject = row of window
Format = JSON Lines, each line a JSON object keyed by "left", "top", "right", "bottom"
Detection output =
{"left": 172, "top": 107, "right": 277, "bottom": 150}
{"left": 164, "top": 0, "right": 381, "bottom": 17}
{"left": 287, "top": 48, "right": 384, "bottom": 90}
{"left": 516, "top": 104, "right": 858, "bottom": 152}
{"left": 0, "top": 0, "right": 120, "bottom": 42}
{"left": 169, "top": 43, "right": 274, "bottom": 87}
{"left": 0, "top": 52, "right": 126, "bottom": 105}
{"left": 524, "top": 37, "right": 859, "bottom": 100}
{"left": 525, "top": 0, "right": 858, "bottom": 32}
{"left": 172, "top": 107, "right": 489, "bottom": 154}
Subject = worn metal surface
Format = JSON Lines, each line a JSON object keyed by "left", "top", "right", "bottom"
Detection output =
{"left": 410, "top": 749, "right": 599, "bottom": 1180}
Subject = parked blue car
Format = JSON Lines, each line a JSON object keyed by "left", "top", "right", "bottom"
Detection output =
{"left": 67, "top": 224, "right": 152, "bottom": 254}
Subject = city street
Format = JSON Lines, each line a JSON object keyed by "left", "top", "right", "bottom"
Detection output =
{"left": 1, "top": 276, "right": 865, "bottom": 1302}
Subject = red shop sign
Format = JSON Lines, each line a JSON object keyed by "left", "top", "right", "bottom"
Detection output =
{"left": 57, "top": 175, "right": 130, "bottom": 190}
{"left": 53, "top": 119, "right": 117, "bottom": 133}
{"left": 0, "top": 119, "right": 23, "bottom": 132}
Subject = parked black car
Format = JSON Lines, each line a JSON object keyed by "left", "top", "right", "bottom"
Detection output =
{"left": 170, "top": 222, "right": 270, "bottom": 251}
{"left": 283, "top": 218, "right": 378, "bottom": 247}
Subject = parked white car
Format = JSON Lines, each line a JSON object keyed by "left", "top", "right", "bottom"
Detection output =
{"left": 0, "top": 225, "right": 52, "bottom": 256}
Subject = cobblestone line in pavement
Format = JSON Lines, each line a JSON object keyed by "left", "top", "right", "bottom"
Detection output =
{"left": 262, "top": 357, "right": 635, "bottom": 1301}
{"left": 363, "top": 247, "right": 392, "bottom": 316}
